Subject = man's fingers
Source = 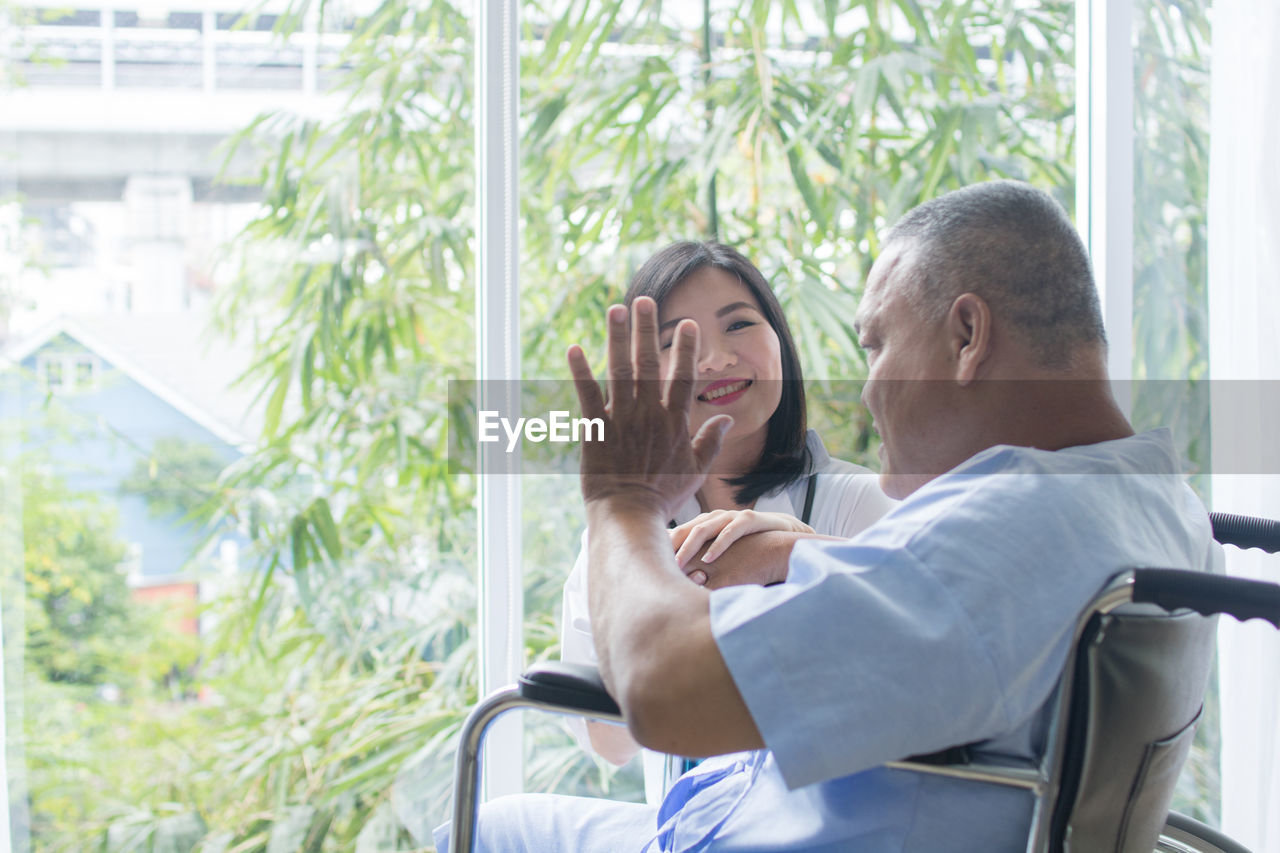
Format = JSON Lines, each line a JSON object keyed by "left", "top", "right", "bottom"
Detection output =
{"left": 632, "top": 297, "right": 662, "bottom": 402}
{"left": 664, "top": 319, "right": 699, "bottom": 414}
{"left": 567, "top": 345, "right": 605, "bottom": 421}
{"left": 691, "top": 414, "right": 733, "bottom": 475}
{"left": 605, "top": 304, "right": 633, "bottom": 412}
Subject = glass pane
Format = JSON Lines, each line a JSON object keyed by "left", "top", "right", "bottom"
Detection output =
{"left": 1130, "top": 0, "right": 1216, "bottom": 823}
{"left": 3, "top": 0, "right": 476, "bottom": 847}
{"left": 516, "top": 0, "right": 1077, "bottom": 803}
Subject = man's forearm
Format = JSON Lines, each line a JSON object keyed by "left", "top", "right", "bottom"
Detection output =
{"left": 584, "top": 498, "right": 762, "bottom": 757}
{"left": 585, "top": 499, "right": 707, "bottom": 699}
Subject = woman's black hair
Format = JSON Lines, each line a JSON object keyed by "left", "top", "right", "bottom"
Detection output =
{"left": 624, "top": 241, "right": 810, "bottom": 505}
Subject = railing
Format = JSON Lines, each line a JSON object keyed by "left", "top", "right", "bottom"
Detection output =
{"left": 9, "top": 8, "right": 351, "bottom": 93}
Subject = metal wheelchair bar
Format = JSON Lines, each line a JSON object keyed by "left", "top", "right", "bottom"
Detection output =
{"left": 881, "top": 759, "right": 1046, "bottom": 792}
{"left": 448, "top": 685, "right": 626, "bottom": 853}
{"left": 1159, "top": 812, "right": 1254, "bottom": 853}
{"left": 1156, "top": 834, "right": 1228, "bottom": 853}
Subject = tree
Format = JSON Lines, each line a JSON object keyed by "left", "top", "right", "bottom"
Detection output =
{"left": 21, "top": 468, "right": 136, "bottom": 685}
{"left": 15, "top": 454, "right": 206, "bottom": 848}
{"left": 120, "top": 435, "right": 228, "bottom": 522}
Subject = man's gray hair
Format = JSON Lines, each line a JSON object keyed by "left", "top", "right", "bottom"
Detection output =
{"left": 886, "top": 180, "right": 1106, "bottom": 369}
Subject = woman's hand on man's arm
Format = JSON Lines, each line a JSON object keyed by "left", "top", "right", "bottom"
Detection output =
{"left": 672, "top": 509, "right": 813, "bottom": 567}
{"left": 678, "top": 529, "right": 810, "bottom": 589}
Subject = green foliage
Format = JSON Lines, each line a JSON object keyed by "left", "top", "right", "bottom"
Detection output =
{"left": 23, "top": 561, "right": 468, "bottom": 850}
{"left": 1129, "top": 0, "right": 1212, "bottom": 489}
{"left": 30, "top": 0, "right": 1230, "bottom": 846}
{"left": 517, "top": 0, "right": 1076, "bottom": 381}
{"left": 18, "top": 467, "right": 208, "bottom": 849}
{"left": 1132, "top": 0, "right": 1210, "bottom": 385}
{"left": 121, "top": 436, "right": 230, "bottom": 522}
{"left": 20, "top": 468, "right": 136, "bottom": 685}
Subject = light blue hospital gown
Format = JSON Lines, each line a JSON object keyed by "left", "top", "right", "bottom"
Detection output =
{"left": 435, "top": 429, "right": 1219, "bottom": 852}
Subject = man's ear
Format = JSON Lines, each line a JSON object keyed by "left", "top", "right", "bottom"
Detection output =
{"left": 947, "top": 292, "right": 992, "bottom": 385}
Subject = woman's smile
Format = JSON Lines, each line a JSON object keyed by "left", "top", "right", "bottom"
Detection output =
{"left": 698, "top": 378, "right": 753, "bottom": 405}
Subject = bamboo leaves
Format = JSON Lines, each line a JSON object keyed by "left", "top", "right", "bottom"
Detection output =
{"left": 79, "top": 0, "right": 1082, "bottom": 848}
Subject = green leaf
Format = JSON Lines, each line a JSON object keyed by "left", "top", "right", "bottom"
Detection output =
{"left": 783, "top": 138, "right": 828, "bottom": 232}
{"left": 309, "top": 498, "right": 342, "bottom": 563}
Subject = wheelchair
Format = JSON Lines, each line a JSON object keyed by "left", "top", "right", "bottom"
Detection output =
{"left": 448, "top": 512, "right": 1280, "bottom": 853}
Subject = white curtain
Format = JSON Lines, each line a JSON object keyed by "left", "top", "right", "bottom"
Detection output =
{"left": 1208, "top": 1, "right": 1280, "bottom": 850}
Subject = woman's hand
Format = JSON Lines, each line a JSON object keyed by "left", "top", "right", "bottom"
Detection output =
{"left": 671, "top": 510, "right": 815, "bottom": 569}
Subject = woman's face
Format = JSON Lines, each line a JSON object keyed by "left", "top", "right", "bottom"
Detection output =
{"left": 655, "top": 266, "right": 784, "bottom": 452}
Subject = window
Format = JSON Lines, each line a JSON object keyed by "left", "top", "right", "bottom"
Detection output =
{"left": 35, "top": 354, "right": 63, "bottom": 390}
{"left": 3, "top": 0, "right": 1275, "bottom": 848}
{"left": 35, "top": 352, "right": 99, "bottom": 393}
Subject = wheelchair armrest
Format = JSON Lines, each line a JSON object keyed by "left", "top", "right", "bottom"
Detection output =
{"left": 449, "top": 663, "right": 622, "bottom": 853}
{"left": 518, "top": 661, "right": 622, "bottom": 718}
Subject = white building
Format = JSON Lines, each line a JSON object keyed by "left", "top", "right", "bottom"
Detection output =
{"left": 1, "top": 0, "right": 347, "bottom": 338}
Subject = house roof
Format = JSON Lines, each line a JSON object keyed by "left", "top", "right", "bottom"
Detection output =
{"left": 2, "top": 312, "right": 263, "bottom": 449}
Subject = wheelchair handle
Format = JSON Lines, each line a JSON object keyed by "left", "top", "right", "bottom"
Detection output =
{"left": 1210, "top": 512, "right": 1280, "bottom": 553}
{"left": 1132, "top": 568, "right": 1280, "bottom": 628}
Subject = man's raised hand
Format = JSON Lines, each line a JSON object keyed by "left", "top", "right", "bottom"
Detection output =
{"left": 567, "top": 297, "right": 732, "bottom": 520}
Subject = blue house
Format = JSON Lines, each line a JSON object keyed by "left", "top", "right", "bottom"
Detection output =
{"left": 1, "top": 312, "right": 258, "bottom": 622}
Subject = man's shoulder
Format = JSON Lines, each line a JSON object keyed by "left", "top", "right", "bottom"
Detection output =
{"left": 876, "top": 431, "right": 1185, "bottom": 528}
{"left": 886, "top": 429, "right": 1211, "bottom": 574}
{"left": 949, "top": 428, "right": 1181, "bottom": 480}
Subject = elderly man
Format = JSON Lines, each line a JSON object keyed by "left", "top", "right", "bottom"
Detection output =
{"left": 435, "top": 181, "right": 1217, "bottom": 851}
